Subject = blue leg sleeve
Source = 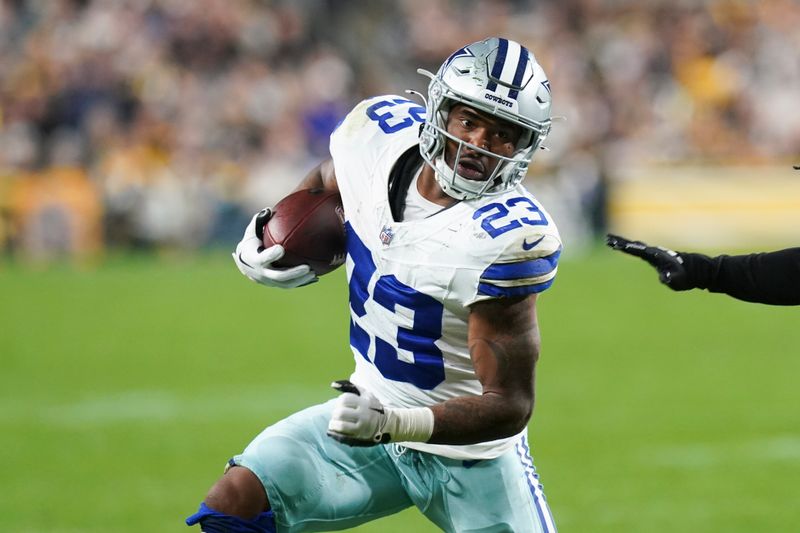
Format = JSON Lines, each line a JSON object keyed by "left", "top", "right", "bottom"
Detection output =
{"left": 186, "top": 502, "right": 276, "bottom": 533}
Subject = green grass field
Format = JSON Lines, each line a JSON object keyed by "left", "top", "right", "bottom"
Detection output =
{"left": 2, "top": 248, "right": 799, "bottom": 532}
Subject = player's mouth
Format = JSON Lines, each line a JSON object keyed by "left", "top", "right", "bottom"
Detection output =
{"left": 456, "top": 157, "right": 486, "bottom": 181}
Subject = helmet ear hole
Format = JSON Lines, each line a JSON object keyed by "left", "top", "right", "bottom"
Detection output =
{"left": 517, "top": 131, "right": 534, "bottom": 151}
{"left": 437, "top": 98, "right": 454, "bottom": 127}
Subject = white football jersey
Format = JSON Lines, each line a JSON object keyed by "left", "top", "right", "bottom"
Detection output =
{"left": 330, "top": 95, "right": 562, "bottom": 460}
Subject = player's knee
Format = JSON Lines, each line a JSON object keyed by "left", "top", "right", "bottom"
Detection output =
{"left": 204, "top": 465, "right": 269, "bottom": 518}
{"left": 248, "top": 435, "right": 321, "bottom": 501}
{"left": 186, "top": 502, "right": 275, "bottom": 533}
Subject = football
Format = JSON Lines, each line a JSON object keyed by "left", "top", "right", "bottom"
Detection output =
{"left": 261, "top": 188, "right": 347, "bottom": 276}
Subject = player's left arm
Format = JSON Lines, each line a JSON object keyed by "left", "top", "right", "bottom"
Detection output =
{"left": 328, "top": 202, "right": 557, "bottom": 446}
{"left": 427, "top": 294, "right": 540, "bottom": 444}
{"left": 326, "top": 293, "right": 542, "bottom": 447}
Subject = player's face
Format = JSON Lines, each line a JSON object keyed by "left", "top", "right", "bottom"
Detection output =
{"left": 444, "top": 104, "right": 522, "bottom": 182}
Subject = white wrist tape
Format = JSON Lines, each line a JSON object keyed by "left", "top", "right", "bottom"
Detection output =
{"left": 382, "top": 407, "right": 434, "bottom": 443}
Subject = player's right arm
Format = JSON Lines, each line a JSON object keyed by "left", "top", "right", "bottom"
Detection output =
{"left": 231, "top": 207, "right": 316, "bottom": 289}
{"left": 292, "top": 158, "right": 339, "bottom": 193}
{"left": 232, "top": 158, "right": 338, "bottom": 289}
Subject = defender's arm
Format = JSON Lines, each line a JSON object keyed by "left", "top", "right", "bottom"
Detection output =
{"left": 680, "top": 248, "right": 800, "bottom": 305}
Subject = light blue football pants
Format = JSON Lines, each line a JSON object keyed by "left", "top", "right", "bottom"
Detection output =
{"left": 232, "top": 399, "right": 557, "bottom": 533}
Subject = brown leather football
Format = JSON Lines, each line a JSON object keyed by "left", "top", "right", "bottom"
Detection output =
{"left": 262, "top": 188, "right": 347, "bottom": 276}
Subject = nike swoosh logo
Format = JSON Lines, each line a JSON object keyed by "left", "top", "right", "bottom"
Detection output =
{"left": 369, "top": 407, "right": 385, "bottom": 415}
{"left": 522, "top": 235, "right": 545, "bottom": 251}
{"left": 238, "top": 252, "right": 254, "bottom": 268}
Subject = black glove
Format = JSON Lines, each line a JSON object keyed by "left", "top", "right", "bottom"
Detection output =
{"left": 606, "top": 234, "right": 692, "bottom": 290}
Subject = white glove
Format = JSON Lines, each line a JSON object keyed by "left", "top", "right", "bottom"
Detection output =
{"left": 326, "top": 380, "right": 434, "bottom": 447}
{"left": 327, "top": 380, "right": 390, "bottom": 446}
{"left": 232, "top": 208, "right": 317, "bottom": 289}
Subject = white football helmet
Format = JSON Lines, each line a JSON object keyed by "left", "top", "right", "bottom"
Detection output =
{"left": 418, "top": 37, "right": 553, "bottom": 200}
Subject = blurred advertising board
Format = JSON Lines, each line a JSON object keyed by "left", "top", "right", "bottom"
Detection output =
{"left": 609, "top": 165, "right": 800, "bottom": 250}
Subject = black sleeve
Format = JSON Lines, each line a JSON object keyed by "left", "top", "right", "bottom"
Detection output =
{"left": 679, "top": 248, "right": 800, "bottom": 305}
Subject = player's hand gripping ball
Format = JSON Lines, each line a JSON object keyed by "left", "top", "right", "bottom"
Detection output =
{"left": 261, "top": 188, "right": 347, "bottom": 276}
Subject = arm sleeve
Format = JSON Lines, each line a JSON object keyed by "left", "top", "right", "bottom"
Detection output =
{"left": 680, "top": 248, "right": 800, "bottom": 305}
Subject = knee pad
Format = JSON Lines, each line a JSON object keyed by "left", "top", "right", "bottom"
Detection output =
{"left": 185, "top": 502, "right": 275, "bottom": 533}
{"left": 239, "top": 435, "right": 324, "bottom": 502}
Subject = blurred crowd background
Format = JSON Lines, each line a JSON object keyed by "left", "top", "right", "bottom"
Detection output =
{"left": 1, "top": 0, "right": 799, "bottom": 261}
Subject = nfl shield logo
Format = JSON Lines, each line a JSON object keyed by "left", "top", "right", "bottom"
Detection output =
{"left": 379, "top": 225, "right": 394, "bottom": 245}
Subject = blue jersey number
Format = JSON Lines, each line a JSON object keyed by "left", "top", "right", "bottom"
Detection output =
{"left": 473, "top": 196, "right": 548, "bottom": 238}
{"left": 347, "top": 224, "right": 445, "bottom": 390}
{"left": 366, "top": 98, "right": 425, "bottom": 134}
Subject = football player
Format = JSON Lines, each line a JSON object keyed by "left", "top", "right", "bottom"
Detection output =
{"left": 607, "top": 234, "right": 800, "bottom": 305}
{"left": 189, "top": 38, "right": 561, "bottom": 532}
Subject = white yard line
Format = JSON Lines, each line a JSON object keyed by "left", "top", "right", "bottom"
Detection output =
{"left": 2, "top": 385, "right": 331, "bottom": 426}
{"left": 643, "top": 436, "right": 800, "bottom": 468}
